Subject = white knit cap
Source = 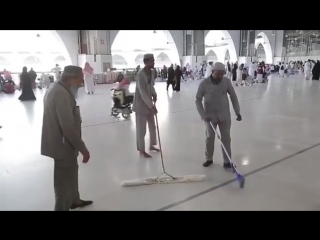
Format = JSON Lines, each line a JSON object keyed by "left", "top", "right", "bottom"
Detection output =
{"left": 212, "top": 62, "right": 225, "bottom": 71}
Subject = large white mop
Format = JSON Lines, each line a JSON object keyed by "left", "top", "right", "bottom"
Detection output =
{"left": 121, "top": 114, "right": 206, "bottom": 187}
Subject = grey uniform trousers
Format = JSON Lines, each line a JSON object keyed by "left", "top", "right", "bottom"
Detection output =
{"left": 135, "top": 113, "right": 157, "bottom": 151}
{"left": 53, "top": 157, "right": 81, "bottom": 211}
{"left": 205, "top": 120, "right": 231, "bottom": 163}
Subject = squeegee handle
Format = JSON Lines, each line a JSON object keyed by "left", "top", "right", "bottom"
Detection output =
{"left": 209, "top": 122, "right": 237, "bottom": 171}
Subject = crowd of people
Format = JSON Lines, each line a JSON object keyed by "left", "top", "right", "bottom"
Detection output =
{"left": 126, "top": 59, "right": 320, "bottom": 96}
{"left": 0, "top": 62, "right": 97, "bottom": 99}
{"left": 2, "top": 50, "right": 320, "bottom": 210}
{"left": 37, "top": 53, "right": 244, "bottom": 210}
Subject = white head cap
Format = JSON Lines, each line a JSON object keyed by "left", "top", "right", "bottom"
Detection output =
{"left": 212, "top": 62, "right": 225, "bottom": 71}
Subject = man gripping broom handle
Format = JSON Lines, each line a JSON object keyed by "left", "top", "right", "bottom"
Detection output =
{"left": 131, "top": 53, "right": 160, "bottom": 158}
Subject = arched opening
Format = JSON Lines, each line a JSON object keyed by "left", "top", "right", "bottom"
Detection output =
{"left": 206, "top": 50, "right": 218, "bottom": 62}
{"left": 255, "top": 43, "right": 266, "bottom": 63}
{"left": 224, "top": 49, "right": 230, "bottom": 64}
{"left": 205, "top": 30, "right": 237, "bottom": 62}
{"left": 54, "top": 55, "right": 67, "bottom": 64}
{"left": 0, "top": 56, "right": 10, "bottom": 66}
{"left": 24, "top": 56, "right": 41, "bottom": 64}
{"left": 112, "top": 54, "right": 128, "bottom": 68}
{"left": 156, "top": 52, "right": 171, "bottom": 67}
{"left": 134, "top": 54, "right": 144, "bottom": 66}
{"left": 111, "top": 30, "right": 180, "bottom": 68}
{"left": 23, "top": 56, "right": 42, "bottom": 69}
{"left": 0, "top": 30, "right": 72, "bottom": 72}
{"left": 255, "top": 32, "right": 272, "bottom": 63}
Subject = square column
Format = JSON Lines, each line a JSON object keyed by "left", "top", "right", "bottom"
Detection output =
{"left": 78, "top": 30, "right": 113, "bottom": 72}
{"left": 182, "top": 30, "right": 206, "bottom": 68}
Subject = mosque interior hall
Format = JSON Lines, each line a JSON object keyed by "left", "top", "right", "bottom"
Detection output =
{"left": 1, "top": 30, "right": 320, "bottom": 211}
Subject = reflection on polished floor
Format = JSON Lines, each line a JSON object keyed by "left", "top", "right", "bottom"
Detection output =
{"left": 1, "top": 74, "right": 320, "bottom": 211}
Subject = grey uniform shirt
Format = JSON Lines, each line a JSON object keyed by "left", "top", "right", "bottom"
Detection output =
{"left": 132, "top": 69, "right": 157, "bottom": 115}
{"left": 195, "top": 76, "right": 240, "bottom": 122}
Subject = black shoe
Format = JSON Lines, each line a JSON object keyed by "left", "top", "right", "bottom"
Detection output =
{"left": 223, "top": 162, "right": 232, "bottom": 169}
{"left": 70, "top": 200, "right": 93, "bottom": 210}
{"left": 203, "top": 160, "right": 213, "bottom": 167}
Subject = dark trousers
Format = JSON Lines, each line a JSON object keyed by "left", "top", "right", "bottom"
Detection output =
{"left": 167, "top": 82, "right": 174, "bottom": 91}
{"left": 205, "top": 120, "right": 231, "bottom": 163}
{"left": 53, "top": 157, "right": 81, "bottom": 211}
{"left": 175, "top": 79, "right": 181, "bottom": 91}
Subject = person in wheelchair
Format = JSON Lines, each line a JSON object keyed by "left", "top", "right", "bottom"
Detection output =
{"left": 111, "top": 77, "right": 134, "bottom": 118}
{"left": 117, "top": 77, "right": 134, "bottom": 104}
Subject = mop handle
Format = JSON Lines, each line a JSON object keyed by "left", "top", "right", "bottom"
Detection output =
{"left": 155, "top": 113, "right": 166, "bottom": 173}
{"left": 209, "top": 122, "right": 236, "bottom": 169}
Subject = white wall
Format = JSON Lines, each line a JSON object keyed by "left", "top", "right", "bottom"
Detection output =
{"left": 110, "top": 30, "right": 241, "bottom": 62}
{"left": 110, "top": 30, "right": 184, "bottom": 61}
{"left": 204, "top": 30, "right": 240, "bottom": 62}
{"left": 256, "top": 30, "right": 275, "bottom": 57}
{"left": 55, "top": 30, "right": 79, "bottom": 66}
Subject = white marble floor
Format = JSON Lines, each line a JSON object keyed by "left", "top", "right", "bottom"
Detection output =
{"left": 1, "top": 74, "right": 320, "bottom": 211}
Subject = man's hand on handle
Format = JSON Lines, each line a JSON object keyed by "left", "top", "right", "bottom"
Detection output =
{"left": 236, "top": 114, "right": 242, "bottom": 121}
{"left": 81, "top": 150, "right": 90, "bottom": 164}
{"left": 202, "top": 116, "right": 211, "bottom": 123}
{"left": 202, "top": 115, "right": 242, "bottom": 122}
{"left": 151, "top": 106, "right": 158, "bottom": 115}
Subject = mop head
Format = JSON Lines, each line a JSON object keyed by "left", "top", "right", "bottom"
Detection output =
{"left": 121, "top": 174, "right": 206, "bottom": 187}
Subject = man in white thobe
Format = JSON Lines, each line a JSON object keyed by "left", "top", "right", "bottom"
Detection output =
{"left": 249, "top": 62, "right": 256, "bottom": 80}
{"left": 304, "top": 60, "right": 312, "bottom": 80}
{"left": 205, "top": 61, "right": 213, "bottom": 78}
{"left": 52, "top": 64, "right": 62, "bottom": 82}
{"left": 132, "top": 54, "right": 159, "bottom": 158}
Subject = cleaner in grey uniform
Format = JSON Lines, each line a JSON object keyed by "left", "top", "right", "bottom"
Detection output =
{"left": 195, "top": 62, "right": 242, "bottom": 168}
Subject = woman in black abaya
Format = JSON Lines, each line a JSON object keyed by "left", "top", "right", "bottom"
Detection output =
{"left": 232, "top": 62, "right": 238, "bottom": 81}
{"left": 312, "top": 61, "right": 320, "bottom": 80}
{"left": 18, "top": 66, "right": 36, "bottom": 101}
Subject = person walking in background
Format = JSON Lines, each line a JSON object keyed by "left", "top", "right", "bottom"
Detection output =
{"left": 312, "top": 60, "right": 320, "bottom": 80}
{"left": 195, "top": 62, "right": 241, "bottom": 168}
{"left": 40, "top": 73, "right": 51, "bottom": 89}
{"left": 132, "top": 54, "right": 159, "bottom": 158}
{"left": 41, "top": 65, "right": 92, "bottom": 211}
{"left": 236, "top": 63, "right": 244, "bottom": 86}
{"left": 163, "top": 65, "right": 168, "bottom": 79}
{"left": 28, "top": 68, "right": 37, "bottom": 89}
{"left": 249, "top": 62, "right": 256, "bottom": 81}
{"left": 205, "top": 62, "right": 213, "bottom": 78}
{"left": 51, "top": 64, "right": 62, "bottom": 82}
{"left": 18, "top": 67, "right": 36, "bottom": 101}
{"left": 232, "top": 61, "right": 238, "bottom": 81}
{"left": 83, "top": 62, "right": 95, "bottom": 94}
{"left": 304, "top": 59, "right": 312, "bottom": 80}
{"left": 226, "top": 62, "right": 232, "bottom": 79}
{"left": 167, "top": 64, "right": 175, "bottom": 91}
{"left": 174, "top": 65, "right": 184, "bottom": 92}
{"left": 2, "top": 69, "right": 12, "bottom": 81}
